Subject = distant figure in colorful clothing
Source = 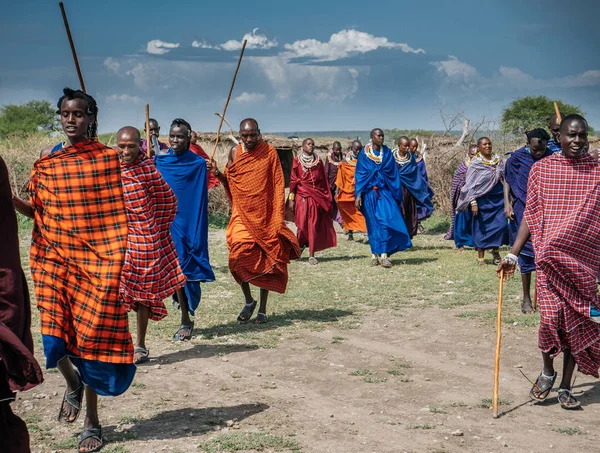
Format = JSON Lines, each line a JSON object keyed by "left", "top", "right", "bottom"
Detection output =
{"left": 27, "top": 88, "right": 135, "bottom": 453}
{"left": 392, "top": 136, "right": 433, "bottom": 238}
{"left": 335, "top": 140, "right": 367, "bottom": 241}
{"left": 207, "top": 119, "right": 300, "bottom": 324}
{"left": 116, "top": 127, "right": 186, "bottom": 363}
{"left": 140, "top": 118, "right": 168, "bottom": 156}
{"left": 289, "top": 138, "right": 337, "bottom": 265}
{"left": 355, "top": 129, "right": 412, "bottom": 268}
{"left": 156, "top": 118, "right": 215, "bottom": 341}
{"left": 325, "top": 141, "right": 344, "bottom": 226}
{"left": 498, "top": 115, "right": 600, "bottom": 410}
{"left": 445, "top": 144, "right": 477, "bottom": 244}
{"left": 457, "top": 137, "right": 509, "bottom": 266}
{"left": 504, "top": 128, "right": 552, "bottom": 314}
{"left": 547, "top": 112, "right": 563, "bottom": 153}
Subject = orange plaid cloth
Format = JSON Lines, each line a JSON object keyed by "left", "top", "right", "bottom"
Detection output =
{"left": 28, "top": 140, "right": 133, "bottom": 364}
{"left": 225, "top": 141, "right": 300, "bottom": 293}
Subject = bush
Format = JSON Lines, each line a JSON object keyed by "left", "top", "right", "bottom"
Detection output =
{"left": 0, "top": 101, "right": 58, "bottom": 138}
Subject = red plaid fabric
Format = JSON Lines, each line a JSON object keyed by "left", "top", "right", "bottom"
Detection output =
{"left": 524, "top": 153, "right": 600, "bottom": 377}
{"left": 120, "top": 154, "right": 186, "bottom": 320}
{"left": 28, "top": 140, "right": 132, "bottom": 364}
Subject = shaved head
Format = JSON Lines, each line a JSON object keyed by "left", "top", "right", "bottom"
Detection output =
{"left": 117, "top": 126, "right": 141, "bottom": 141}
{"left": 370, "top": 128, "right": 383, "bottom": 139}
{"left": 240, "top": 118, "right": 259, "bottom": 131}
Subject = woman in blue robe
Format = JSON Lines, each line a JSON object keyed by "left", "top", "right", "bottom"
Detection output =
{"left": 355, "top": 129, "right": 412, "bottom": 268}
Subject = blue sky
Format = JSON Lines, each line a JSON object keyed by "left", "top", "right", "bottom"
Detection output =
{"left": 1, "top": 0, "right": 599, "bottom": 133}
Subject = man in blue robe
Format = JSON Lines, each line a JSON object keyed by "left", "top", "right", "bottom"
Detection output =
{"left": 547, "top": 113, "right": 562, "bottom": 153}
{"left": 504, "top": 128, "right": 552, "bottom": 313}
{"left": 155, "top": 118, "right": 215, "bottom": 341}
{"left": 355, "top": 129, "right": 412, "bottom": 268}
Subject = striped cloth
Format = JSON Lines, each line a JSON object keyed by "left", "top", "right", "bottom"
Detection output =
{"left": 524, "top": 152, "right": 600, "bottom": 377}
{"left": 28, "top": 140, "right": 133, "bottom": 365}
{"left": 547, "top": 138, "right": 561, "bottom": 153}
{"left": 456, "top": 156, "right": 505, "bottom": 212}
{"left": 445, "top": 159, "right": 468, "bottom": 240}
{"left": 120, "top": 154, "right": 186, "bottom": 320}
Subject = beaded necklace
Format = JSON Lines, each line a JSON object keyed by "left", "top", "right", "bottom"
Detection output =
{"left": 300, "top": 152, "right": 320, "bottom": 169}
{"left": 392, "top": 148, "right": 411, "bottom": 166}
{"left": 327, "top": 152, "right": 343, "bottom": 166}
{"left": 346, "top": 152, "right": 358, "bottom": 166}
{"left": 364, "top": 143, "right": 383, "bottom": 164}
{"left": 476, "top": 152, "right": 500, "bottom": 166}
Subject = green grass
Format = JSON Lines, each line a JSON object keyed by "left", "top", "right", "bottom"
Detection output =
{"left": 477, "top": 397, "right": 512, "bottom": 409}
{"left": 552, "top": 427, "right": 582, "bottom": 436}
{"left": 427, "top": 406, "right": 447, "bottom": 414}
{"left": 197, "top": 432, "right": 301, "bottom": 452}
{"left": 387, "top": 369, "right": 404, "bottom": 376}
{"left": 349, "top": 369, "right": 372, "bottom": 376}
{"left": 363, "top": 376, "right": 387, "bottom": 383}
{"left": 131, "top": 381, "right": 146, "bottom": 389}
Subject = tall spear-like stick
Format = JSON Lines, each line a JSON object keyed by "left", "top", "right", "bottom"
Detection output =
{"left": 59, "top": 2, "right": 86, "bottom": 93}
{"left": 145, "top": 104, "right": 151, "bottom": 157}
{"left": 210, "top": 39, "right": 247, "bottom": 161}
{"left": 554, "top": 102, "right": 562, "bottom": 122}
{"left": 492, "top": 269, "right": 505, "bottom": 418}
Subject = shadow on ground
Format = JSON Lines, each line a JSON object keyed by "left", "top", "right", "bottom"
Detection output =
{"left": 153, "top": 343, "right": 260, "bottom": 365}
{"left": 390, "top": 257, "right": 438, "bottom": 265}
{"left": 104, "top": 403, "right": 269, "bottom": 442}
{"left": 194, "top": 308, "right": 354, "bottom": 339}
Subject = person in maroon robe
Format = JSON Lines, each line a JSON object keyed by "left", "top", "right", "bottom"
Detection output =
{"left": 0, "top": 156, "right": 43, "bottom": 453}
{"left": 324, "top": 141, "right": 344, "bottom": 226}
{"left": 288, "top": 138, "right": 337, "bottom": 264}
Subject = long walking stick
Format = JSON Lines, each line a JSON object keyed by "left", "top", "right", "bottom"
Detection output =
{"left": 145, "top": 104, "right": 151, "bottom": 157}
{"left": 210, "top": 39, "right": 247, "bottom": 161}
{"left": 553, "top": 102, "right": 562, "bottom": 122}
{"left": 492, "top": 269, "right": 505, "bottom": 418}
{"left": 59, "top": 2, "right": 86, "bottom": 93}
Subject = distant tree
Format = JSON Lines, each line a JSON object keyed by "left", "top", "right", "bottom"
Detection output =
{"left": 0, "top": 100, "right": 57, "bottom": 138}
{"left": 501, "top": 96, "right": 593, "bottom": 135}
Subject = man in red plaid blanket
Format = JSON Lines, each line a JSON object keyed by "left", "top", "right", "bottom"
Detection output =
{"left": 116, "top": 127, "right": 186, "bottom": 364}
{"left": 498, "top": 114, "right": 600, "bottom": 410}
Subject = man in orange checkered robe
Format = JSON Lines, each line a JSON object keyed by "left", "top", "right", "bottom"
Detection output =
{"left": 27, "top": 89, "right": 134, "bottom": 452}
{"left": 207, "top": 119, "right": 300, "bottom": 324}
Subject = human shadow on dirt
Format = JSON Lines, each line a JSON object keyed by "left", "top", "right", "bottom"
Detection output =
{"left": 104, "top": 403, "right": 270, "bottom": 442}
{"left": 193, "top": 308, "right": 354, "bottom": 340}
{"left": 151, "top": 343, "right": 260, "bottom": 365}
{"left": 389, "top": 257, "right": 438, "bottom": 265}
{"left": 306, "top": 254, "right": 366, "bottom": 263}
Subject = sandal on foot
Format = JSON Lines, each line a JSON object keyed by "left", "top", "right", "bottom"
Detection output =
{"left": 78, "top": 426, "right": 103, "bottom": 453}
{"left": 133, "top": 347, "right": 150, "bottom": 365}
{"left": 308, "top": 257, "right": 318, "bottom": 265}
{"left": 237, "top": 300, "right": 257, "bottom": 323}
{"left": 557, "top": 389, "right": 581, "bottom": 410}
{"left": 58, "top": 371, "right": 84, "bottom": 424}
{"left": 370, "top": 258, "right": 379, "bottom": 266}
{"left": 254, "top": 312, "right": 269, "bottom": 324}
{"left": 380, "top": 258, "right": 393, "bottom": 268}
{"left": 529, "top": 371, "right": 556, "bottom": 401}
{"left": 492, "top": 250, "right": 501, "bottom": 265}
{"left": 173, "top": 322, "right": 194, "bottom": 341}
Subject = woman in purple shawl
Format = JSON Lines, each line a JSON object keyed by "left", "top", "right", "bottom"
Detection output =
{"left": 457, "top": 137, "right": 509, "bottom": 265}
{"left": 446, "top": 145, "right": 478, "bottom": 243}
{"left": 504, "top": 128, "right": 552, "bottom": 312}
{"left": 324, "top": 141, "right": 344, "bottom": 226}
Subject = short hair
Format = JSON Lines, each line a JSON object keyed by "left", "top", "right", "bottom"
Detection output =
{"left": 477, "top": 136, "right": 491, "bottom": 145}
{"left": 147, "top": 118, "right": 159, "bottom": 127}
{"left": 56, "top": 87, "right": 99, "bottom": 139}
{"left": 302, "top": 137, "right": 314, "bottom": 146}
{"left": 117, "top": 126, "right": 141, "bottom": 142}
{"left": 370, "top": 128, "right": 383, "bottom": 138}
{"left": 526, "top": 128, "right": 550, "bottom": 142}
{"left": 240, "top": 118, "right": 259, "bottom": 130}
{"left": 333, "top": 141, "right": 341, "bottom": 148}
{"left": 398, "top": 136, "right": 410, "bottom": 143}
{"left": 559, "top": 114, "right": 588, "bottom": 133}
{"left": 351, "top": 140, "right": 362, "bottom": 147}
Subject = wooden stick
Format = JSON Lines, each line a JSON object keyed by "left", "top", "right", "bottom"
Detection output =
{"left": 533, "top": 286, "right": 538, "bottom": 311}
{"left": 492, "top": 268, "right": 505, "bottom": 419}
{"left": 59, "top": 2, "right": 86, "bottom": 93}
{"left": 553, "top": 102, "right": 562, "bottom": 123}
{"left": 210, "top": 39, "right": 247, "bottom": 161}
{"left": 145, "top": 104, "right": 151, "bottom": 157}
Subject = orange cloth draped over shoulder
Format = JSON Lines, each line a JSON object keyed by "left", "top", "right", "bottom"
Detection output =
{"left": 335, "top": 161, "right": 367, "bottom": 232}
{"left": 225, "top": 141, "right": 300, "bottom": 293}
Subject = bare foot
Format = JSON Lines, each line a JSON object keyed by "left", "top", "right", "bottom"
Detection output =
{"left": 521, "top": 297, "right": 534, "bottom": 314}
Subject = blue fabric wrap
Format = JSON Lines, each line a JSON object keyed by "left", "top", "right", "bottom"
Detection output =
{"left": 355, "top": 146, "right": 412, "bottom": 255}
{"left": 416, "top": 159, "right": 435, "bottom": 220}
{"left": 518, "top": 254, "right": 536, "bottom": 274}
{"left": 398, "top": 155, "right": 434, "bottom": 219}
{"left": 454, "top": 210, "right": 474, "bottom": 248}
{"left": 42, "top": 335, "right": 135, "bottom": 397}
{"left": 471, "top": 181, "right": 509, "bottom": 249}
{"left": 547, "top": 139, "right": 561, "bottom": 153}
{"left": 505, "top": 147, "right": 552, "bottom": 261}
{"left": 156, "top": 149, "right": 215, "bottom": 315}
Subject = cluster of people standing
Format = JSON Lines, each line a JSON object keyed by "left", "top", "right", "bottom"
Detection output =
{"left": 1, "top": 86, "right": 599, "bottom": 453}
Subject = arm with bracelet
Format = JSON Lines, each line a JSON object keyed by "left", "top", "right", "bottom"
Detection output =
{"left": 497, "top": 218, "right": 531, "bottom": 281}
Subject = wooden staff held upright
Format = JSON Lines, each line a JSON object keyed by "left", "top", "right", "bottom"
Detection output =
{"left": 210, "top": 39, "right": 248, "bottom": 161}
{"left": 492, "top": 268, "right": 505, "bottom": 419}
{"left": 145, "top": 104, "right": 151, "bottom": 157}
{"left": 59, "top": 2, "right": 86, "bottom": 93}
{"left": 553, "top": 102, "right": 562, "bottom": 123}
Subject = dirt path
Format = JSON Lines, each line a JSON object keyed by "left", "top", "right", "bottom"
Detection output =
{"left": 19, "top": 305, "right": 599, "bottom": 452}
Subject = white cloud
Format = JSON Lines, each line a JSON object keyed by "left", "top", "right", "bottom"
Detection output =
{"left": 220, "top": 28, "right": 278, "bottom": 51}
{"left": 192, "top": 40, "right": 218, "bottom": 49}
{"left": 146, "top": 39, "right": 180, "bottom": 55}
{"left": 103, "top": 57, "right": 120, "bottom": 74}
{"left": 104, "top": 94, "right": 142, "bottom": 104}
{"left": 431, "top": 56, "right": 477, "bottom": 82}
{"left": 234, "top": 92, "right": 266, "bottom": 103}
{"left": 283, "top": 29, "right": 425, "bottom": 62}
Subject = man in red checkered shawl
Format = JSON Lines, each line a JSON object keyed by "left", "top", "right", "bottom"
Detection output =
{"left": 115, "top": 126, "right": 186, "bottom": 365}
{"left": 498, "top": 114, "right": 600, "bottom": 410}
